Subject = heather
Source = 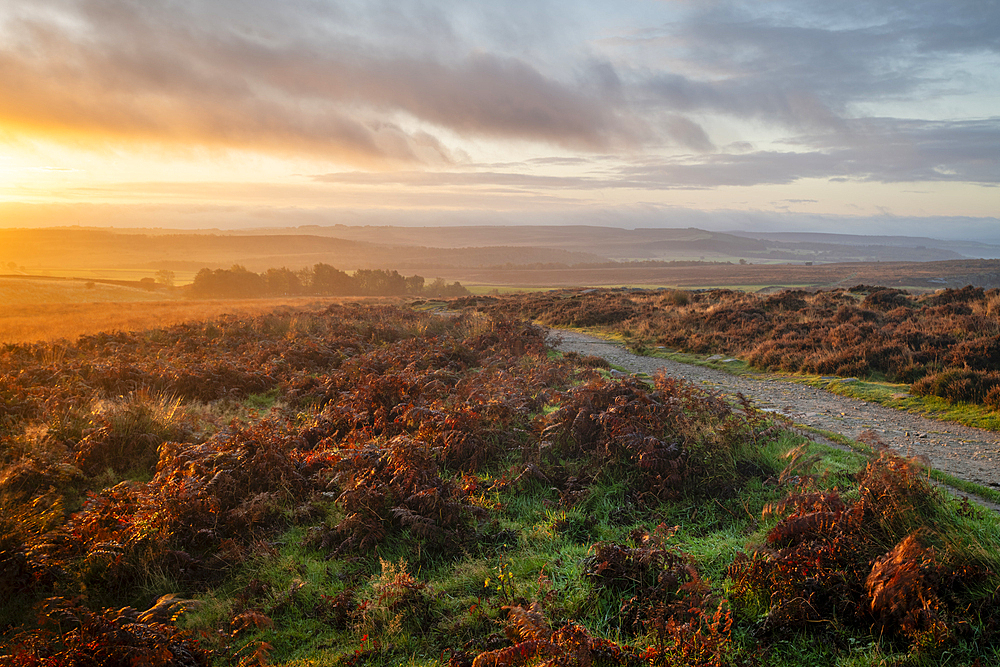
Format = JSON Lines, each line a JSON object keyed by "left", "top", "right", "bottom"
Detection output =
{"left": 1, "top": 303, "right": 998, "bottom": 666}
{"left": 464, "top": 285, "right": 1000, "bottom": 410}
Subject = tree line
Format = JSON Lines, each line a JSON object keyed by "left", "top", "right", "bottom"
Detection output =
{"left": 189, "top": 264, "right": 469, "bottom": 298}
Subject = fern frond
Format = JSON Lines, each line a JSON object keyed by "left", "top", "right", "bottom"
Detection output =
{"left": 471, "top": 639, "right": 557, "bottom": 667}
{"left": 503, "top": 602, "right": 550, "bottom": 643}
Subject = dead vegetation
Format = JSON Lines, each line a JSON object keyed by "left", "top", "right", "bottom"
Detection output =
{"left": 472, "top": 285, "right": 1000, "bottom": 409}
{"left": 1, "top": 302, "right": 998, "bottom": 666}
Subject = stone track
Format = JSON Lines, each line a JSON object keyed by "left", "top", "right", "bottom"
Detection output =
{"left": 552, "top": 328, "right": 1000, "bottom": 510}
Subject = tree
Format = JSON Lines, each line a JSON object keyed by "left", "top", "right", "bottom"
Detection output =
{"left": 405, "top": 274, "right": 425, "bottom": 295}
{"left": 427, "top": 277, "right": 448, "bottom": 297}
{"left": 263, "top": 267, "right": 303, "bottom": 296}
{"left": 190, "top": 265, "right": 265, "bottom": 298}
{"left": 311, "top": 263, "right": 355, "bottom": 295}
{"left": 358, "top": 269, "right": 406, "bottom": 295}
{"left": 155, "top": 270, "right": 175, "bottom": 287}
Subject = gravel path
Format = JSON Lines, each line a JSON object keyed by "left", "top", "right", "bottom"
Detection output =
{"left": 551, "top": 328, "right": 1000, "bottom": 504}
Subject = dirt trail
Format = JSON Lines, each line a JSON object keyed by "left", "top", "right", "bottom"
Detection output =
{"left": 551, "top": 328, "right": 1000, "bottom": 502}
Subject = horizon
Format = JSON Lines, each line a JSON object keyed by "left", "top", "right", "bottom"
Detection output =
{"left": 1, "top": 1, "right": 998, "bottom": 242}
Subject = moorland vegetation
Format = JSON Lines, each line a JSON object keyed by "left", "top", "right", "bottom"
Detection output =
{"left": 467, "top": 285, "right": 1000, "bottom": 411}
{"left": 0, "top": 303, "right": 998, "bottom": 666}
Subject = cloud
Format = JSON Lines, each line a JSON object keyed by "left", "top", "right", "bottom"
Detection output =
{"left": 795, "top": 118, "right": 1000, "bottom": 184}
{"left": 314, "top": 116, "right": 1000, "bottom": 192}
{"left": 0, "top": 0, "right": 996, "bottom": 188}
{"left": 0, "top": 0, "right": 645, "bottom": 164}
{"left": 622, "top": 0, "right": 999, "bottom": 133}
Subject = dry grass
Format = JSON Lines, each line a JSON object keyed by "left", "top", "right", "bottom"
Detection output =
{"left": 0, "top": 295, "right": 402, "bottom": 344}
{"left": 0, "top": 277, "right": 171, "bottom": 305}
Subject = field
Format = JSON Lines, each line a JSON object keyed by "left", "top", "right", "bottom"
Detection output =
{"left": 4, "top": 227, "right": 1000, "bottom": 294}
{"left": 0, "top": 291, "right": 399, "bottom": 344}
{"left": 445, "top": 259, "right": 1000, "bottom": 291}
{"left": 0, "top": 277, "right": 179, "bottom": 306}
{"left": 0, "top": 275, "right": 436, "bottom": 344}
{"left": 2, "top": 302, "right": 1000, "bottom": 666}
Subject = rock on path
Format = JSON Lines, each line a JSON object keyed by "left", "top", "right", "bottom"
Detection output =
{"left": 552, "top": 328, "right": 1000, "bottom": 499}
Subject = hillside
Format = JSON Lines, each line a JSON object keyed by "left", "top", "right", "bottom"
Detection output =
{"left": 5, "top": 227, "right": 1000, "bottom": 292}
{"left": 4, "top": 226, "right": 997, "bottom": 280}
{"left": 446, "top": 258, "right": 1000, "bottom": 290}
{"left": 0, "top": 228, "right": 605, "bottom": 275}
{"left": 245, "top": 224, "right": 980, "bottom": 263}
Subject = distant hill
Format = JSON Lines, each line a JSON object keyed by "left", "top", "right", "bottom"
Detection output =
{"left": 440, "top": 258, "right": 1000, "bottom": 290}
{"left": 3, "top": 226, "right": 999, "bottom": 288}
{"left": 728, "top": 230, "right": 1000, "bottom": 260}
{"left": 0, "top": 228, "right": 605, "bottom": 275}
{"left": 233, "top": 225, "right": 980, "bottom": 263}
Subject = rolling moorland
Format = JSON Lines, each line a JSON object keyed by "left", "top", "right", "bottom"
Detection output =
{"left": 3, "top": 228, "right": 1000, "bottom": 665}
{"left": 1, "top": 300, "right": 1000, "bottom": 667}
{"left": 0, "top": 264, "right": 466, "bottom": 345}
{"left": 5, "top": 227, "right": 1000, "bottom": 291}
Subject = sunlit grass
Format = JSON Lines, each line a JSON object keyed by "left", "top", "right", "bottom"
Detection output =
{"left": 465, "top": 285, "right": 556, "bottom": 294}
{"left": 0, "top": 276, "right": 174, "bottom": 305}
{"left": 806, "top": 376, "right": 1000, "bottom": 431}
{"left": 0, "top": 294, "right": 404, "bottom": 344}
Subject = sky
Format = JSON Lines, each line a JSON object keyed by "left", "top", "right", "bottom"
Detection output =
{"left": 1, "top": 0, "right": 999, "bottom": 240}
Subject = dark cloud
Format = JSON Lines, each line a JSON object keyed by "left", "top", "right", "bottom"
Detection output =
{"left": 314, "top": 116, "right": 1000, "bottom": 191}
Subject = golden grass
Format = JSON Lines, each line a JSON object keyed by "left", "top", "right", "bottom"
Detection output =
{"left": 0, "top": 296, "right": 403, "bottom": 344}
{"left": 0, "top": 277, "right": 173, "bottom": 305}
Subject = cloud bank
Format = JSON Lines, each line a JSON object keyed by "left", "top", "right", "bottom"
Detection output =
{"left": 1, "top": 0, "right": 998, "bottom": 201}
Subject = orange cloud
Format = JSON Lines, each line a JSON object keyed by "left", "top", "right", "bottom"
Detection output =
{"left": 0, "top": 3, "right": 644, "bottom": 166}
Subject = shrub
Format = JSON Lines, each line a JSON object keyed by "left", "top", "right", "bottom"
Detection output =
{"left": 74, "top": 391, "right": 192, "bottom": 476}
{"left": 0, "top": 597, "right": 210, "bottom": 666}
{"left": 727, "top": 449, "right": 992, "bottom": 653}
{"left": 465, "top": 285, "right": 1000, "bottom": 408}
{"left": 911, "top": 369, "right": 1000, "bottom": 404}
{"left": 539, "top": 375, "right": 779, "bottom": 502}
{"left": 861, "top": 289, "right": 911, "bottom": 312}
{"left": 661, "top": 290, "right": 690, "bottom": 307}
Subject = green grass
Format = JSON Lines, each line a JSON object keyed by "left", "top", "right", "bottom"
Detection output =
{"left": 806, "top": 376, "right": 1000, "bottom": 431}
{"left": 246, "top": 388, "right": 282, "bottom": 412}
{"left": 165, "top": 415, "right": 1000, "bottom": 666}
